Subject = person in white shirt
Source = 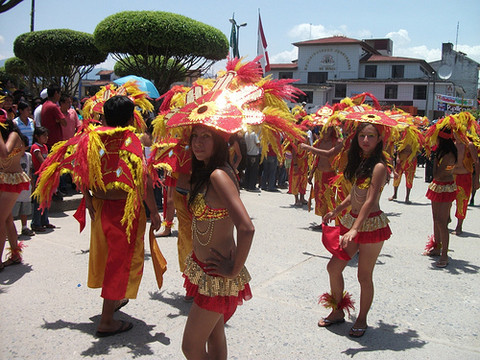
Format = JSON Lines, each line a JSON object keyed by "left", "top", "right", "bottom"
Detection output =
{"left": 33, "top": 88, "right": 48, "bottom": 127}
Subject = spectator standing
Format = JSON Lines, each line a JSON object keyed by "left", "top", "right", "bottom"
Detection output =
{"left": 260, "top": 144, "right": 278, "bottom": 191}
{"left": 30, "top": 127, "right": 55, "bottom": 232}
{"left": 33, "top": 88, "right": 48, "bottom": 127}
{"left": 59, "top": 93, "right": 81, "bottom": 140}
{"left": 244, "top": 130, "right": 260, "bottom": 191}
{"left": 41, "top": 85, "right": 65, "bottom": 149}
{"left": 13, "top": 101, "right": 35, "bottom": 147}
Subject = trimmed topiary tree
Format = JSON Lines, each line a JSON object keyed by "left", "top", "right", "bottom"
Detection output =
{"left": 94, "top": 11, "right": 228, "bottom": 95}
{"left": 14, "top": 29, "right": 107, "bottom": 95}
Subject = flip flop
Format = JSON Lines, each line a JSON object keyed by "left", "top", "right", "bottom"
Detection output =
{"left": 114, "top": 299, "right": 129, "bottom": 312}
{"left": 318, "top": 317, "right": 345, "bottom": 327}
{"left": 349, "top": 326, "right": 368, "bottom": 338}
{"left": 3, "top": 257, "right": 22, "bottom": 267}
{"left": 435, "top": 259, "right": 449, "bottom": 268}
{"left": 96, "top": 320, "right": 133, "bottom": 338}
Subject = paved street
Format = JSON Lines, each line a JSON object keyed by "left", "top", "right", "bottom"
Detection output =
{"left": 1, "top": 167, "right": 480, "bottom": 359}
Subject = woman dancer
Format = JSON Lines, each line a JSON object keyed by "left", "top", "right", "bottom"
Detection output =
{"left": 424, "top": 126, "right": 457, "bottom": 267}
{"left": 0, "top": 117, "right": 29, "bottom": 270}
{"left": 182, "top": 125, "right": 254, "bottom": 359}
{"left": 321, "top": 122, "right": 391, "bottom": 338}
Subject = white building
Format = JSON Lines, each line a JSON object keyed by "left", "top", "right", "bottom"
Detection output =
{"left": 268, "top": 36, "right": 478, "bottom": 120}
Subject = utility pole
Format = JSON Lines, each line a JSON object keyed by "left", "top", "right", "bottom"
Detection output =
{"left": 30, "top": 0, "right": 35, "bottom": 32}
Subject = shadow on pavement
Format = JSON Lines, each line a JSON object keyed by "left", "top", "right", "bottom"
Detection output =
{"left": 451, "top": 230, "right": 480, "bottom": 239}
{"left": 428, "top": 258, "right": 480, "bottom": 275}
{"left": 0, "top": 262, "right": 32, "bottom": 285}
{"left": 149, "top": 290, "right": 191, "bottom": 319}
{"left": 339, "top": 320, "right": 426, "bottom": 356}
{"left": 41, "top": 314, "right": 171, "bottom": 357}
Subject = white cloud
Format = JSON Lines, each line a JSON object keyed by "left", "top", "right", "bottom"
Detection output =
{"left": 395, "top": 45, "right": 441, "bottom": 62}
{"left": 456, "top": 44, "right": 480, "bottom": 63}
{"left": 0, "top": 35, "right": 4, "bottom": 44}
{"left": 270, "top": 47, "right": 298, "bottom": 63}
{"left": 385, "top": 29, "right": 411, "bottom": 47}
{"left": 394, "top": 44, "right": 480, "bottom": 64}
{"left": 288, "top": 23, "right": 346, "bottom": 41}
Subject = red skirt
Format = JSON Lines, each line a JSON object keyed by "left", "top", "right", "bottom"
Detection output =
{"left": 183, "top": 252, "right": 252, "bottom": 323}
{"left": 426, "top": 180, "right": 456, "bottom": 202}
{"left": 0, "top": 171, "right": 30, "bottom": 193}
{"left": 0, "top": 182, "right": 29, "bottom": 193}
{"left": 339, "top": 210, "right": 392, "bottom": 244}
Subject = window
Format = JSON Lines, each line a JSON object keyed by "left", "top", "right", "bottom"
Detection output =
{"left": 308, "top": 72, "right": 328, "bottom": 84}
{"left": 297, "top": 91, "right": 313, "bottom": 104}
{"left": 365, "top": 65, "right": 377, "bottom": 78}
{"left": 391, "top": 65, "right": 404, "bottom": 78}
{"left": 385, "top": 85, "right": 398, "bottom": 99}
{"left": 413, "top": 85, "right": 427, "bottom": 100}
{"left": 334, "top": 84, "right": 346, "bottom": 98}
{"left": 279, "top": 72, "right": 293, "bottom": 79}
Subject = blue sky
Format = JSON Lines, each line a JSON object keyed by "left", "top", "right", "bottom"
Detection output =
{"left": 1, "top": 0, "right": 479, "bottom": 73}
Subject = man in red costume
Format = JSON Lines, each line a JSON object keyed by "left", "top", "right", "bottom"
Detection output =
{"left": 82, "top": 96, "right": 161, "bottom": 337}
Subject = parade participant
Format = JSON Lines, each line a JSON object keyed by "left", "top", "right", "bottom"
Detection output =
{"left": 452, "top": 131, "right": 479, "bottom": 235}
{"left": 388, "top": 124, "right": 424, "bottom": 204}
{"left": 151, "top": 57, "right": 304, "bottom": 359}
{"left": 287, "top": 131, "right": 309, "bottom": 206}
{"left": 320, "top": 110, "right": 396, "bottom": 338}
{"left": 306, "top": 126, "right": 341, "bottom": 220}
{"left": 0, "top": 114, "right": 29, "bottom": 270}
{"left": 423, "top": 126, "right": 457, "bottom": 267}
{"left": 33, "top": 85, "right": 160, "bottom": 337}
{"left": 423, "top": 112, "right": 480, "bottom": 266}
{"left": 183, "top": 124, "right": 254, "bottom": 359}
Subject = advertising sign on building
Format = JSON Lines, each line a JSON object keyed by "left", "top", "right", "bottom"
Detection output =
{"left": 435, "top": 93, "right": 476, "bottom": 114}
{"left": 435, "top": 94, "right": 475, "bottom": 107}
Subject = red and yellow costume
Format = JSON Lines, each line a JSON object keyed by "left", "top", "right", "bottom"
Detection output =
{"left": 339, "top": 177, "right": 391, "bottom": 244}
{"left": 312, "top": 168, "right": 337, "bottom": 216}
{"left": 455, "top": 151, "right": 475, "bottom": 219}
{"left": 183, "top": 252, "right": 252, "bottom": 323}
{"left": 288, "top": 145, "right": 308, "bottom": 196}
{"left": 393, "top": 158, "right": 417, "bottom": 189}
{"left": 32, "top": 82, "right": 166, "bottom": 300}
{"left": 150, "top": 57, "right": 305, "bottom": 321}
{"left": 33, "top": 126, "right": 150, "bottom": 299}
{"left": 0, "top": 146, "right": 30, "bottom": 193}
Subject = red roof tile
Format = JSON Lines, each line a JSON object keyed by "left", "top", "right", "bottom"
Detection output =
{"left": 270, "top": 63, "right": 298, "bottom": 70}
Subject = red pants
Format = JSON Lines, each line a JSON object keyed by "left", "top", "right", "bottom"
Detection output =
{"left": 88, "top": 198, "right": 146, "bottom": 300}
{"left": 455, "top": 173, "right": 472, "bottom": 220}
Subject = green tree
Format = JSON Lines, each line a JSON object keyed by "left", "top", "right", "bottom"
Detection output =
{"left": 2, "top": 57, "right": 27, "bottom": 90}
{"left": 113, "top": 55, "right": 185, "bottom": 82}
{"left": 14, "top": 29, "right": 107, "bottom": 95}
{"left": 94, "top": 11, "right": 228, "bottom": 95}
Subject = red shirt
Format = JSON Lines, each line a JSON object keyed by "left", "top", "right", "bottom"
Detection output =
{"left": 41, "top": 100, "right": 65, "bottom": 148}
{"left": 31, "top": 143, "right": 48, "bottom": 172}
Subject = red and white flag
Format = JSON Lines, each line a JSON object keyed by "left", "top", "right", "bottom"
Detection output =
{"left": 257, "top": 12, "right": 270, "bottom": 73}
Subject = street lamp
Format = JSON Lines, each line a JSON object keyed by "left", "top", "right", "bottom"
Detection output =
{"left": 229, "top": 15, "right": 246, "bottom": 58}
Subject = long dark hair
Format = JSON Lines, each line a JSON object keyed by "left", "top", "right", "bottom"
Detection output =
{"left": 436, "top": 127, "right": 457, "bottom": 163}
{"left": 344, "top": 122, "right": 387, "bottom": 182}
{"left": 188, "top": 126, "right": 231, "bottom": 206}
{"left": 1, "top": 119, "right": 23, "bottom": 142}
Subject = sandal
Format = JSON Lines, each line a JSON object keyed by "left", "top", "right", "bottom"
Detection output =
{"left": 318, "top": 317, "right": 345, "bottom": 327}
{"left": 3, "top": 257, "right": 22, "bottom": 267}
{"left": 435, "top": 259, "right": 449, "bottom": 268}
{"left": 349, "top": 326, "right": 368, "bottom": 338}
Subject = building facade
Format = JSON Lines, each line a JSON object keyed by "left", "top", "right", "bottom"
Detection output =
{"left": 268, "top": 36, "right": 478, "bottom": 120}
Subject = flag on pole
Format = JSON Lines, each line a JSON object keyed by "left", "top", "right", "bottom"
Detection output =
{"left": 257, "top": 12, "right": 270, "bottom": 73}
{"left": 230, "top": 15, "right": 239, "bottom": 58}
